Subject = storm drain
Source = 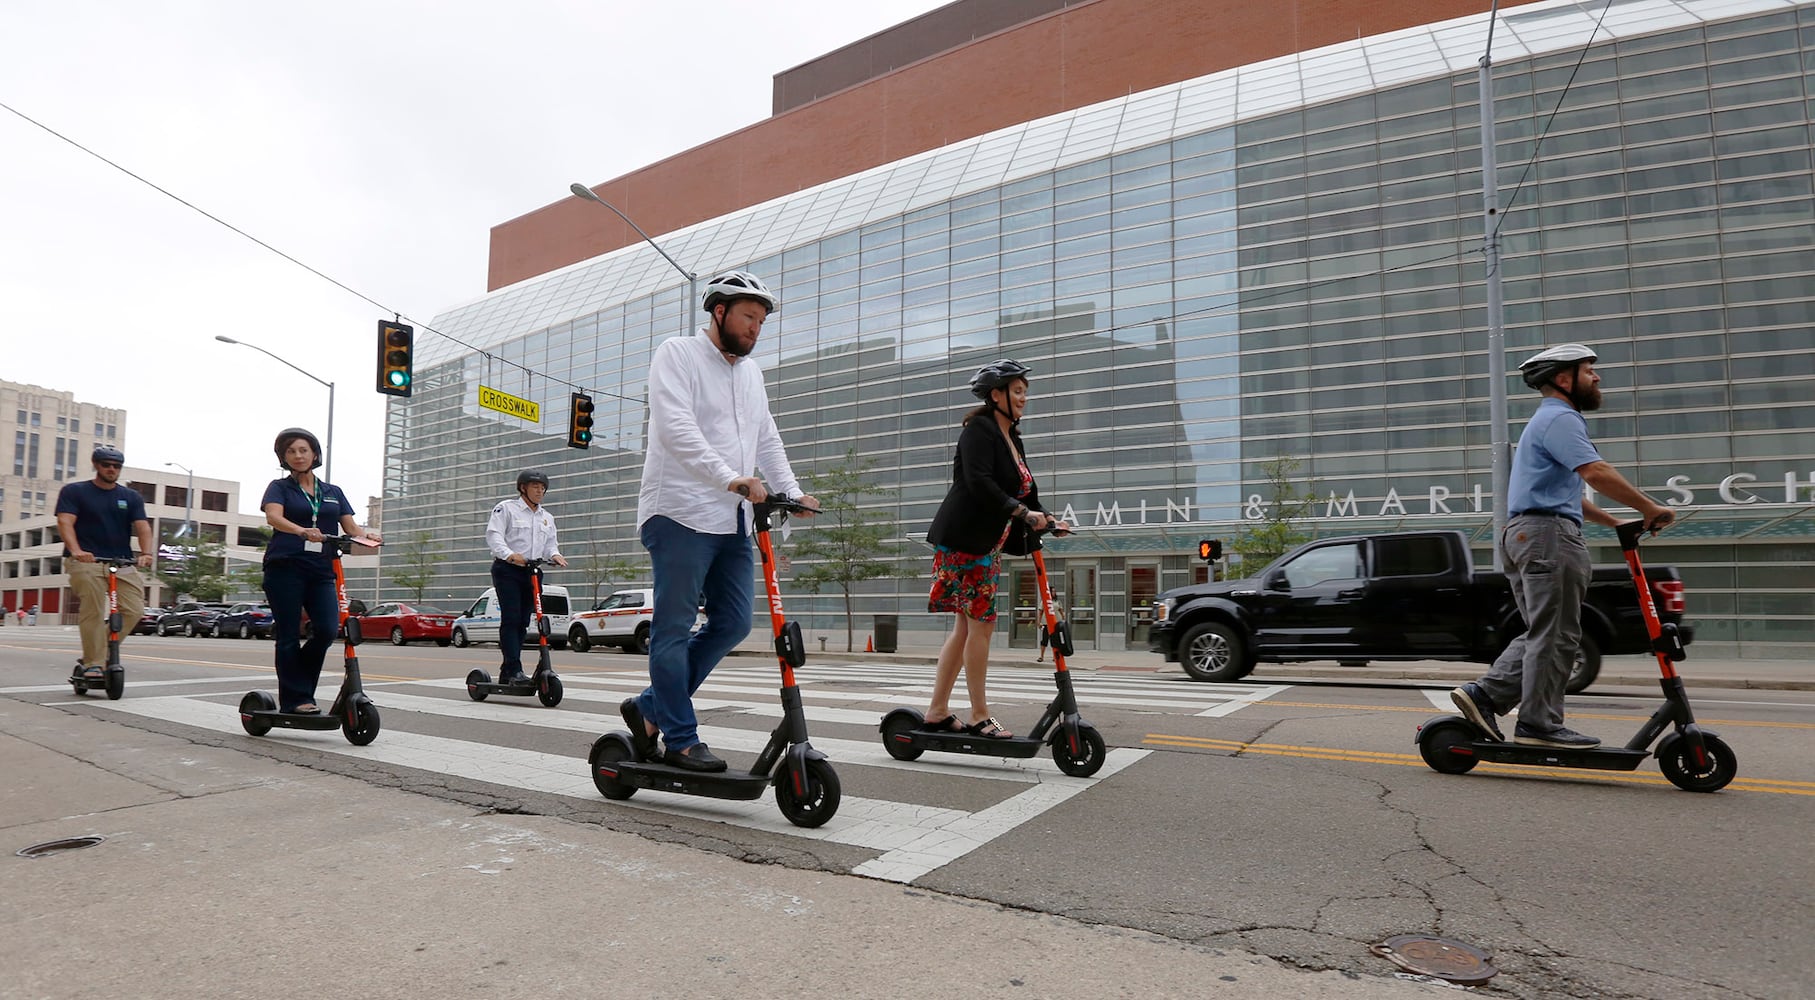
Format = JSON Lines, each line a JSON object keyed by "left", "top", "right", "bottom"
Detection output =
{"left": 1371, "top": 935, "right": 1497, "bottom": 986}
{"left": 16, "top": 836, "right": 106, "bottom": 859}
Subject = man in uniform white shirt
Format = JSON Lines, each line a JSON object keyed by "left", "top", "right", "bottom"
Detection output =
{"left": 620, "top": 270, "right": 818, "bottom": 772}
{"left": 485, "top": 470, "right": 567, "bottom": 684}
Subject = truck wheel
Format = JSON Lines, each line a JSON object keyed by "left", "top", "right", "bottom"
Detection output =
{"left": 632, "top": 623, "right": 651, "bottom": 655}
{"left": 1179, "top": 622, "right": 1248, "bottom": 682}
{"left": 568, "top": 627, "right": 590, "bottom": 653}
{"left": 1566, "top": 632, "right": 1602, "bottom": 694}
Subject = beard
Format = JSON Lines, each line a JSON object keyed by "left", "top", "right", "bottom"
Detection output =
{"left": 721, "top": 331, "right": 756, "bottom": 357}
{"left": 1571, "top": 383, "right": 1603, "bottom": 411}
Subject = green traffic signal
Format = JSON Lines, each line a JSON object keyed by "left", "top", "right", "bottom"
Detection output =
{"left": 376, "top": 320, "right": 414, "bottom": 397}
{"left": 388, "top": 371, "right": 409, "bottom": 388}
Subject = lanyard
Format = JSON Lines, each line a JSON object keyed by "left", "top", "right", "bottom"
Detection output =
{"left": 299, "top": 477, "right": 322, "bottom": 525}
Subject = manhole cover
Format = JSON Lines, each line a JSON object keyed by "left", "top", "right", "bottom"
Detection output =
{"left": 16, "top": 836, "right": 106, "bottom": 859}
{"left": 1371, "top": 934, "right": 1497, "bottom": 985}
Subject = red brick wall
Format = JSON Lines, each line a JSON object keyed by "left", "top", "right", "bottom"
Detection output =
{"left": 491, "top": 0, "right": 1537, "bottom": 291}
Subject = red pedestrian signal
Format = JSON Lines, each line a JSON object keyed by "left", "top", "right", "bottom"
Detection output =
{"left": 1198, "top": 539, "right": 1222, "bottom": 562}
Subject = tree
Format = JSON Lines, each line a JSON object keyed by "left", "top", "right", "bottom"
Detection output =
{"left": 1229, "top": 456, "right": 1318, "bottom": 572}
{"left": 575, "top": 535, "right": 642, "bottom": 608}
{"left": 158, "top": 538, "right": 231, "bottom": 602}
{"left": 386, "top": 530, "right": 445, "bottom": 603}
{"left": 787, "top": 449, "right": 912, "bottom": 652}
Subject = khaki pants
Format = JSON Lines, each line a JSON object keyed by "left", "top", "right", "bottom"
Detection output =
{"left": 70, "top": 562, "right": 146, "bottom": 665}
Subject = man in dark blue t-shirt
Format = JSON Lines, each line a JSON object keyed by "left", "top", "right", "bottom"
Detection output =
{"left": 55, "top": 445, "right": 154, "bottom": 678}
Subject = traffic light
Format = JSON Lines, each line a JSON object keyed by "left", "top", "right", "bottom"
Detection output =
{"left": 567, "top": 392, "right": 594, "bottom": 449}
{"left": 1198, "top": 538, "right": 1222, "bottom": 562}
{"left": 376, "top": 320, "right": 413, "bottom": 397}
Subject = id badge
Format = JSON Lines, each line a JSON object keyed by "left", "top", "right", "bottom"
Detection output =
{"left": 302, "top": 540, "right": 323, "bottom": 554}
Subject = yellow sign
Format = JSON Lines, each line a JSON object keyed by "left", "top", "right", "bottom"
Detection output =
{"left": 478, "top": 385, "right": 539, "bottom": 423}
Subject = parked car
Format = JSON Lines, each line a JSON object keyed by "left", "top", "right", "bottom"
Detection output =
{"left": 1150, "top": 529, "right": 1692, "bottom": 694}
{"left": 134, "top": 607, "right": 169, "bottom": 635}
{"left": 568, "top": 588, "right": 708, "bottom": 653}
{"left": 358, "top": 602, "right": 457, "bottom": 646}
{"left": 158, "top": 601, "right": 232, "bottom": 637}
{"left": 211, "top": 602, "right": 274, "bottom": 639}
{"left": 449, "top": 586, "right": 572, "bottom": 650}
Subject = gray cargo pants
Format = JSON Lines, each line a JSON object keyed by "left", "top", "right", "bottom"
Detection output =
{"left": 1476, "top": 513, "right": 1590, "bottom": 733}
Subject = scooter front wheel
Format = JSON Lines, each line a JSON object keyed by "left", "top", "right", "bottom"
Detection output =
{"left": 104, "top": 668, "right": 124, "bottom": 701}
{"left": 1052, "top": 724, "right": 1107, "bottom": 778}
{"left": 775, "top": 757, "right": 841, "bottom": 828}
{"left": 589, "top": 734, "right": 637, "bottom": 800}
{"left": 538, "top": 675, "right": 564, "bottom": 708}
{"left": 343, "top": 702, "right": 381, "bottom": 746}
{"left": 1656, "top": 733, "right": 1737, "bottom": 793}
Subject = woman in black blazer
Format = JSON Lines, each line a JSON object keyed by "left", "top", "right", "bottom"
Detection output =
{"left": 923, "top": 360, "right": 1069, "bottom": 738}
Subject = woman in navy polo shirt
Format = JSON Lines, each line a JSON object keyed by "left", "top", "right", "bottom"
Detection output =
{"left": 260, "top": 427, "right": 379, "bottom": 713}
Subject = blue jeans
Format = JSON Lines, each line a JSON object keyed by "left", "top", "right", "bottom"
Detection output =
{"left": 633, "top": 514, "right": 753, "bottom": 751}
{"left": 490, "top": 560, "right": 535, "bottom": 675}
{"left": 263, "top": 557, "right": 339, "bottom": 712}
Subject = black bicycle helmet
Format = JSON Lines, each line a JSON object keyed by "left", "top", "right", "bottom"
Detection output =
{"left": 701, "top": 270, "right": 779, "bottom": 316}
{"left": 516, "top": 470, "right": 550, "bottom": 491}
{"left": 969, "top": 359, "right": 1032, "bottom": 400}
{"left": 91, "top": 445, "right": 125, "bottom": 465}
{"left": 1519, "top": 343, "right": 1597, "bottom": 391}
{"left": 273, "top": 428, "right": 323, "bottom": 470}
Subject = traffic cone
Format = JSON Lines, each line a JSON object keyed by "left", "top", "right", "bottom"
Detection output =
{"left": 865, "top": 635, "right": 874, "bottom": 653}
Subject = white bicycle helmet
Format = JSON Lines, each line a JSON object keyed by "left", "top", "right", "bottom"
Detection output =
{"left": 701, "top": 270, "right": 778, "bottom": 316}
{"left": 1519, "top": 343, "right": 1597, "bottom": 390}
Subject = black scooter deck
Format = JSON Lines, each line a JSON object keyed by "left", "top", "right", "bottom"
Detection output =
{"left": 601, "top": 758, "right": 772, "bottom": 800}
{"left": 898, "top": 728, "right": 1044, "bottom": 758}
{"left": 242, "top": 709, "right": 343, "bottom": 732}
{"left": 1460, "top": 737, "right": 1650, "bottom": 771}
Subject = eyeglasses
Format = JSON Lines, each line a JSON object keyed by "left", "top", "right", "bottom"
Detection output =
{"left": 96, "top": 462, "right": 122, "bottom": 470}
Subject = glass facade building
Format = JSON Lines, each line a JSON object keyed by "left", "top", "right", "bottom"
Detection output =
{"left": 393, "top": 0, "right": 1815, "bottom": 656}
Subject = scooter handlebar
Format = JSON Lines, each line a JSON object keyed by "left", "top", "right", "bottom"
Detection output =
{"left": 329, "top": 535, "right": 382, "bottom": 555}
{"left": 734, "top": 484, "right": 821, "bottom": 517}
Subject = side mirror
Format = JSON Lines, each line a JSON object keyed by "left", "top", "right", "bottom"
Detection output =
{"left": 1266, "top": 573, "right": 1291, "bottom": 593}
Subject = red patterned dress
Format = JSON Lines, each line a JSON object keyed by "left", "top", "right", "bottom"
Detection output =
{"left": 926, "top": 456, "right": 1032, "bottom": 622}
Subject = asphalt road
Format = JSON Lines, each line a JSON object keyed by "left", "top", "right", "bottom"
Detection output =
{"left": 4, "top": 628, "right": 1811, "bottom": 999}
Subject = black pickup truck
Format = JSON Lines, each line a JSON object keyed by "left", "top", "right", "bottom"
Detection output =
{"left": 1149, "top": 530, "right": 1692, "bottom": 693}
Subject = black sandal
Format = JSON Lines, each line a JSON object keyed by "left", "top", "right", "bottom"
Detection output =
{"left": 964, "top": 717, "right": 1013, "bottom": 739}
{"left": 921, "top": 714, "right": 963, "bottom": 733}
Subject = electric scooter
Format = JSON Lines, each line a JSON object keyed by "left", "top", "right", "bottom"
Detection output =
{"left": 465, "top": 559, "right": 564, "bottom": 707}
{"left": 588, "top": 492, "right": 842, "bottom": 829}
{"left": 69, "top": 557, "right": 136, "bottom": 701}
{"left": 878, "top": 525, "right": 1107, "bottom": 777}
{"left": 1416, "top": 519, "right": 1737, "bottom": 792}
{"left": 239, "top": 535, "right": 383, "bottom": 746}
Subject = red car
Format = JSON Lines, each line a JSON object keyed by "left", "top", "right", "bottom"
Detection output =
{"left": 357, "top": 602, "right": 457, "bottom": 646}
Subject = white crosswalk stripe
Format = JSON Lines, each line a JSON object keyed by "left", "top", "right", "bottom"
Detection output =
{"left": 75, "top": 660, "right": 1284, "bottom": 884}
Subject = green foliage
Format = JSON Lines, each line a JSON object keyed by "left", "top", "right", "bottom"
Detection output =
{"left": 787, "top": 449, "right": 912, "bottom": 652}
{"left": 158, "top": 537, "right": 231, "bottom": 602}
{"left": 1229, "top": 456, "right": 1318, "bottom": 573}
{"left": 386, "top": 530, "right": 445, "bottom": 604}
{"left": 575, "top": 535, "right": 643, "bottom": 607}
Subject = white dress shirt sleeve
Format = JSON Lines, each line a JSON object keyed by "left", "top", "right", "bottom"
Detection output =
{"left": 485, "top": 502, "right": 513, "bottom": 560}
{"left": 648, "top": 340, "right": 740, "bottom": 489}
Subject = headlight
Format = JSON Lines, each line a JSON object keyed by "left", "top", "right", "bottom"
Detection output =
{"left": 1155, "top": 597, "right": 1174, "bottom": 623}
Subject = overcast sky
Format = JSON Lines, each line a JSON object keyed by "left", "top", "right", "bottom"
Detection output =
{"left": 1, "top": 0, "right": 946, "bottom": 516}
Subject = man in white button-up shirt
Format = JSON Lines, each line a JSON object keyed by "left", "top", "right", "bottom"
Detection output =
{"left": 485, "top": 470, "right": 567, "bottom": 684}
{"left": 621, "top": 270, "right": 818, "bottom": 773}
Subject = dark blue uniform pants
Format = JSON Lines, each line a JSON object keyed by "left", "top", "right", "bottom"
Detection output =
{"left": 263, "top": 557, "right": 339, "bottom": 712}
{"left": 491, "top": 559, "right": 536, "bottom": 676}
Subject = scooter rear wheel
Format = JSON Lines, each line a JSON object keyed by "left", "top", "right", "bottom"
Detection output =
{"left": 1052, "top": 724, "right": 1107, "bottom": 778}
{"left": 465, "top": 669, "right": 490, "bottom": 701}
{"left": 880, "top": 713, "right": 925, "bottom": 761}
{"left": 589, "top": 734, "right": 637, "bottom": 800}
{"left": 775, "top": 757, "right": 841, "bottom": 829}
{"left": 239, "top": 691, "right": 275, "bottom": 737}
{"left": 538, "top": 675, "right": 564, "bottom": 708}
{"left": 104, "top": 668, "right": 124, "bottom": 701}
{"left": 1656, "top": 733, "right": 1737, "bottom": 793}
{"left": 344, "top": 703, "right": 381, "bottom": 746}
{"left": 1417, "top": 718, "right": 1480, "bottom": 774}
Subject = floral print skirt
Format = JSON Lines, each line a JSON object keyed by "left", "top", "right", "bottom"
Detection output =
{"left": 927, "top": 546, "right": 1001, "bottom": 622}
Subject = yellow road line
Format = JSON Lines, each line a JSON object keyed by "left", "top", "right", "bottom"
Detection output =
{"left": 1143, "top": 733, "right": 1815, "bottom": 796}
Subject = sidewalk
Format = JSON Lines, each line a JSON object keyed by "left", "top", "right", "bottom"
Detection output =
{"left": 0, "top": 699, "right": 1447, "bottom": 999}
{"left": 732, "top": 636, "right": 1815, "bottom": 691}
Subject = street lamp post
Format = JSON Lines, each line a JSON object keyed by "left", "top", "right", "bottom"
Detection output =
{"left": 568, "top": 182, "right": 697, "bottom": 336}
{"left": 163, "top": 461, "right": 195, "bottom": 538}
{"left": 213, "top": 335, "right": 336, "bottom": 483}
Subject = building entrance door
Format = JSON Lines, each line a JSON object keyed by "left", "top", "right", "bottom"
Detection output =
{"left": 1067, "top": 564, "right": 1096, "bottom": 647}
{"left": 1128, "top": 563, "right": 1159, "bottom": 646}
{"left": 1008, "top": 569, "right": 1039, "bottom": 648}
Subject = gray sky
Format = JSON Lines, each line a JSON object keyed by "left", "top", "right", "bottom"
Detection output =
{"left": 1, "top": 0, "right": 945, "bottom": 515}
